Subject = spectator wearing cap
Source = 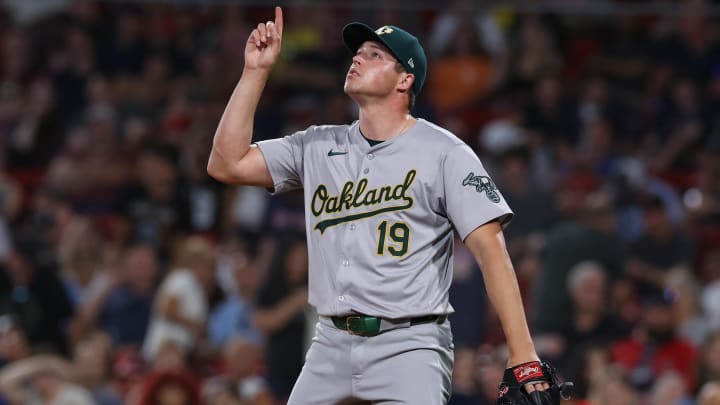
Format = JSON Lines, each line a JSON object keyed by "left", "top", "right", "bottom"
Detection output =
{"left": 625, "top": 195, "right": 694, "bottom": 300}
{"left": 610, "top": 289, "right": 698, "bottom": 393}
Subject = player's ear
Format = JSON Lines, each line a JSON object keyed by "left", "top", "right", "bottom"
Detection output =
{"left": 397, "top": 73, "right": 414, "bottom": 93}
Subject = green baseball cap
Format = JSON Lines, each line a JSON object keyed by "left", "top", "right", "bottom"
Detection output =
{"left": 342, "top": 23, "right": 427, "bottom": 97}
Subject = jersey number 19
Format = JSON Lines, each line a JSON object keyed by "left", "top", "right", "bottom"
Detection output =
{"left": 376, "top": 221, "right": 410, "bottom": 257}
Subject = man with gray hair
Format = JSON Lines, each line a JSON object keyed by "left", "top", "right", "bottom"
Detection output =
{"left": 535, "top": 261, "right": 627, "bottom": 374}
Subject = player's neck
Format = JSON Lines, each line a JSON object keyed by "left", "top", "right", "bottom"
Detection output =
{"left": 358, "top": 106, "right": 415, "bottom": 142}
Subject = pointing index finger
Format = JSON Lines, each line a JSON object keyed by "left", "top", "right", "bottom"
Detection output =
{"left": 274, "top": 6, "right": 283, "bottom": 37}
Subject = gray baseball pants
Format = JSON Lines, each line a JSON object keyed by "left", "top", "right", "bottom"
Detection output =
{"left": 286, "top": 316, "right": 454, "bottom": 404}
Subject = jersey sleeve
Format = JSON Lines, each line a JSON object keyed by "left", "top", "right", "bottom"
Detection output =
{"left": 255, "top": 129, "right": 307, "bottom": 194}
{"left": 442, "top": 144, "right": 513, "bottom": 241}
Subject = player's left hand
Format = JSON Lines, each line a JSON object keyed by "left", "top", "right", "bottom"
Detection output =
{"left": 495, "top": 360, "right": 574, "bottom": 404}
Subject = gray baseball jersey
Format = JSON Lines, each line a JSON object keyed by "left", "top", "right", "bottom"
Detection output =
{"left": 256, "top": 118, "right": 512, "bottom": 319}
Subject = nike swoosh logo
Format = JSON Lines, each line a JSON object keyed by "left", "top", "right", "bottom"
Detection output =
{"left": 328, "top": 149, "right": 348, "bottom": 156}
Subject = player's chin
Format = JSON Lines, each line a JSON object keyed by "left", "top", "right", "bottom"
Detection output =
{"left": 343, "top": 81, "right": 359, "bottom": 96}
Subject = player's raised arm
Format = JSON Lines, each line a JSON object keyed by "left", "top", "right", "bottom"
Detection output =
{"left": 207, "top": 6, "right": 284, "bottom": 186}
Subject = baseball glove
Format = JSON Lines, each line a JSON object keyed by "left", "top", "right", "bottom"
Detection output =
{"left": 495, "top": 360, "right": 573, "bottom": 405}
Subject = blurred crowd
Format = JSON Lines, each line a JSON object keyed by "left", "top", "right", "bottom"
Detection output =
{"left": 0, "top": 0, "right": 719, "bottom": 404}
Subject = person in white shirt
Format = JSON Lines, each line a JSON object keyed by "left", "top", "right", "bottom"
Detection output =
{"left": 142, "top": 236, "right": 216, "bottom": 361}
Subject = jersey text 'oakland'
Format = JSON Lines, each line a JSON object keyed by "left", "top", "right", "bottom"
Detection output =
{"left": 311, "top": 170, "right": 416, "bottom": 233}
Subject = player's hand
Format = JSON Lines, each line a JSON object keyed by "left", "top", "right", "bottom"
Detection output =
{"left": 245, "top": 6, "right": 283, "bottom": 71}
{"left": 507, "top": 358, "right": 550, "bottom": 394}
{"left": 496, "top": 360, "right": 573, "bottom": 405}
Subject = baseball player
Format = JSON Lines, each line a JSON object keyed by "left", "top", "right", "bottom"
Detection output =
{"left": 208, "top": 7, "right": 571, "bottom": 405}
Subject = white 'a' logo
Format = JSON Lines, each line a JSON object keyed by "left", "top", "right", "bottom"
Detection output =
{"left": 408, "top": 58, "right": 414, "bottom": 68}
{"left": 375, "top": 26, "right": 394, "bottom": 35}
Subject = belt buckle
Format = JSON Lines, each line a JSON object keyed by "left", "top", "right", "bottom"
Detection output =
{"left": 345, "top": 315, "right": 363, "bottom": 335}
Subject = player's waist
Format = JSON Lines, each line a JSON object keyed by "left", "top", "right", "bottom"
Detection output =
{"left": 325, "top": 313, "right": 447, "bottom": 337}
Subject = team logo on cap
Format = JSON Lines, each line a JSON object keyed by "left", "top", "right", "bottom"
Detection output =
{"left": 408, "top": 58, "right": 414, "bottom": 68}
{"left": 376, "top": 26, "right": 394, "bottom": 35}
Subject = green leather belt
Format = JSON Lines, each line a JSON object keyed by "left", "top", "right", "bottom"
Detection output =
{"left": 331, "top": 314, "right": 445, "bottom": 336}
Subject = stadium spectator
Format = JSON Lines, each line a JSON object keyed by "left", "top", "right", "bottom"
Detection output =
{"left": 202, "top": 335, "right": 273, "bottom": 405}
{"left": 254, "top": 234, "right": 310, "bottom": 401}
{"left": 0, "top": 235, "right": 73, "bottom": 355}
{"left": 0, "top": 355, "right": 94, "bottom": 405}
{"left": 427, "top": 17, "right": 498, "bottom": 114}
{"left": 532, "top": 191, "right": 625, "bottom": 333}
{"left": 114, "top": 141, "right": 191, "bottom": 253}
{"left": 535, "top": 261, "right": 628, "bottom": 373}
{"left": 69, "top": 243, "right": 158, "bottom": 348}
{"left": 71, "top": 332, "right": 123, "bottom": 405}
{"left": 666, "top": 268, "right": 711, "bottom": 346}
{"left": 208, "top": 245, "right": 263, "bottom": 349}
{"left": 610, "top": 290, "right": 698, "bottom": 393}
{"left": 57, "top": 217, "right": 108, "bottom": 307}
{"left": 625, "top": 195, "right": 695, "bottom": 298}
{"left": 134, "top": 370, "right": 203, "bottom": 405}
{"left": 142, "top": 236, "right": 215, "bottom": 362}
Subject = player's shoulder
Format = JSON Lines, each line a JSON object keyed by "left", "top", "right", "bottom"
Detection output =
{"left": 414, "top": 119, "right": 467, "bottom": 150}
{"left": 299, "top": 123, "right": 352, "bottom": 138}
{"left": 287, "top": 123, "right": 353, "bottom": 146}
